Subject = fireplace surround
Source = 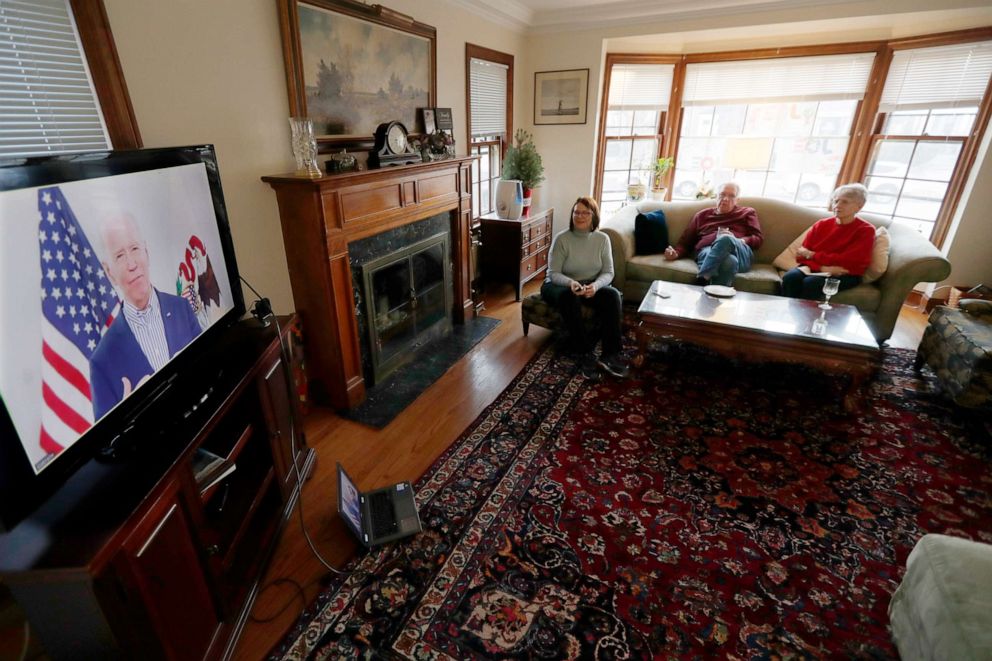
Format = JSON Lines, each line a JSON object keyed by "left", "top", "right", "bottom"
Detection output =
{"left": 262, "top": 157, "right": 474, "bottom": 408}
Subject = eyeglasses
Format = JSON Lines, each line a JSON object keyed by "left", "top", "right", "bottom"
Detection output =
{"left": 573, "top": 210, "right": 593, "bottom": 217}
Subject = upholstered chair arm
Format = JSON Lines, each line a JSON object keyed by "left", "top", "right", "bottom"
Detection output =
{"left": 871, "top": 223, "right": 952, "bottom": 342}
{"left": 959, "top": 299, "right": 992, "bottom": 316}
{"left": 600, "top": 208, "right": 637, "bottom": 291}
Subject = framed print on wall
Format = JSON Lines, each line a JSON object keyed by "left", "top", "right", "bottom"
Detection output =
{"left": 534, "top": 69, "right": 589, "bottom": 125}
{"left": 277, "top": 0, "right": 437, "bottom": 149}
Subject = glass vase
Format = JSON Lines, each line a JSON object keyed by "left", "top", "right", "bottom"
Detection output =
{"left": 289, "top": 117, "right": 322, "bottom": 177}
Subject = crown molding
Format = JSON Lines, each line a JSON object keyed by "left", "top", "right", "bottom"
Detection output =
{"left": 533, "top": 0, "right": 860, "bottom": 34}
{"left": 444, "top": 0, "right": 534, "bottom": 32}
{"left": 451, "top": 0, "right": 939, "bottom": 34}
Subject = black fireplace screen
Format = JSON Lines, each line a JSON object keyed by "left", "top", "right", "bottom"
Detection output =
{"left": 363, "top": 232, "right": 452, "bottom": 383}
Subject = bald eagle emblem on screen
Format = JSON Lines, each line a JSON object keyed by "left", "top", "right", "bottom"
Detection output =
{"left": 177, "top": 235, "right": 222, "bottom": 329}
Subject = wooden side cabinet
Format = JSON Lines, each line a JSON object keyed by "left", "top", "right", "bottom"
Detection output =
{"left": 0, "top": 316, "right": 315, "bottom": 661}
{"left": 479, "top": 208, "right": 554, "bottom": 301}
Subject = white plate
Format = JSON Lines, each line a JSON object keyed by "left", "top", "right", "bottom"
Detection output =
{"left": 703, "top": 284, "right": 736, "bottom": 298}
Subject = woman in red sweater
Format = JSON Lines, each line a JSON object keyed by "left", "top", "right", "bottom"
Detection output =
{"left": 781, "top": 183, "right": 876, "bottom": 300}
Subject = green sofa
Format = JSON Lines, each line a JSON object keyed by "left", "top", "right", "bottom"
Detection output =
{"left": 600, "top": 197, "right": 952, "bottom": 343}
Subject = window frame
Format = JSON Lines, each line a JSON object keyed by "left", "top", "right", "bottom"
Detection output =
{"left": 594, "top": 54, "right": 681, "bottom": 204}
{"left": 850, "top": 31, "right": 992, "bottom": 247}
{"left": 595, "top": 28, "right": 992, "bottom": 248}
{"left": 465, "top": 43, "right": 513, "bottom": 224}
{"left": 66, "top": 0, "right": 142, "bottom": 150}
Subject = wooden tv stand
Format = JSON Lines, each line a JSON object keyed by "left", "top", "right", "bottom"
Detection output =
{"left": 0, "top": 315, "right": 315, "bottom": 660}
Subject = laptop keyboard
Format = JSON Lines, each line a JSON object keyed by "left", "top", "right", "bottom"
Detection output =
{"left": 369, "top": 491, "right": 396, "bottom": 538}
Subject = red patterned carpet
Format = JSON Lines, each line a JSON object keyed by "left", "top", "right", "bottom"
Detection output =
{"left": 274, "top": 339, "right": 992, "bottom": 659}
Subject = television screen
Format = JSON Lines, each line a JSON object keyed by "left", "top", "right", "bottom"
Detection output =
{"left": 0, "top": 146, "right": 244, "bottom": 530}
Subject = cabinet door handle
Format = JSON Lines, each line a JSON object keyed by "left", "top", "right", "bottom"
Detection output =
{"left": 137, "top": 504, "right": 177, "bottom": 557}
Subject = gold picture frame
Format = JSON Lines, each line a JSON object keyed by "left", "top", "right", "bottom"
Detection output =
{"left": 277, "top": 0, "right": 437, "bottom": 149}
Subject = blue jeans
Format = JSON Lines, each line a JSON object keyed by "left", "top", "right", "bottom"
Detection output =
{"left": 696, "top": 235, "right": 753, "bottom": 286}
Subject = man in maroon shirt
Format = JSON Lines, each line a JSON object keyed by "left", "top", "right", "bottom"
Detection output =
{"left": 663, "top": 182, "right": 763, "bottom": 286}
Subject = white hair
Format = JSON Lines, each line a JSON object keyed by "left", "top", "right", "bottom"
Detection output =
{"left": 719, "top": 181, "right": 741, "bottom": 196}
{"left": 833, "top": 183, "right": 868, "bottom": 206}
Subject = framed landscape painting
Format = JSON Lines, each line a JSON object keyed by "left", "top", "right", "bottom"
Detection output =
{"left": 534, "top": 69, "right": 589, "bottom": 125}
{"left": 278, "top": 0, "right": 436, "bottom": 148}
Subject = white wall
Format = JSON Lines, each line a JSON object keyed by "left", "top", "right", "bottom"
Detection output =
{"left": 523, "top": 3, "right": 992, "bottom": 291}
{"left": 942, "top": 124, "right": 992, "bottom": 287}
{"left": 102, "top": 0, "right": 525, "bottom": 313}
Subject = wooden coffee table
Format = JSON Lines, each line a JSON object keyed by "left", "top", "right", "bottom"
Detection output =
{"left": 635, "top": 281, "right": 880, "bottom": 412}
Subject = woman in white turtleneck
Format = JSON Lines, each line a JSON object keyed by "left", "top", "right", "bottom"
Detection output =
{"left": 541, "top": 196, "right": 628, "bottom": 379}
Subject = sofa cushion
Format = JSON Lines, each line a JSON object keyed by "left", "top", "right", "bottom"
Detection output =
{"left": 888, "top": 534, "right": 992, "bottom": 661}
{"left": 732, "top": 264, "right": 782, "bottom": 296}
{"left": 862, "top": 227, "right": 890, "bottom": 284}
{"left": 628, "top": 255, "right": 698, "bottom": 284}
{"left": 627, "top": 257, "right": 782, "bottom": 296}
{"left": 772, "top": 228, "right": 811, "bottom": 271}
{"left": 634, "top": 209, "right": 668, "bottom": 256}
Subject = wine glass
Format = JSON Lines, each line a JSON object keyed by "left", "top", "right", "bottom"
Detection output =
{"left": 820, "top": 277, "right": 840, "bottom": 310}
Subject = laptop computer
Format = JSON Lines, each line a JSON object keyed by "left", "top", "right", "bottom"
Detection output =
{"left": 337, "top": 462, "right": 422, "bottom": 546}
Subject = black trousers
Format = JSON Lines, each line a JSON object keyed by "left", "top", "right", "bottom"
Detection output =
{"left": 541, "top": 281, "right": 623, "bottom": 356}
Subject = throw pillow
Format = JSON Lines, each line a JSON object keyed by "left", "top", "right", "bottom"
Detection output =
{"left": 862, "top": 226, "right": 890, "bottom": 283}
{"left": 634, "top": 209, "right": 668, "bottom": 256}
{"left": 772, "top": 228, "right": 811, "bottom": 271}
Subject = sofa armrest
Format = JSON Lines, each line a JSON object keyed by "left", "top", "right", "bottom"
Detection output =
{"left": 600, "top": 206, "right": 638, "bottom": 291}
{"left": 872, "top": 224, "right": 952, "bottom": 341}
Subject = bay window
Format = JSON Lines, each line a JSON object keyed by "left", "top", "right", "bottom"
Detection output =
{"left": 595, "top": 29, "right": 992, "bottom": 250}
{"left": 598, "top": 62, "right": 675, "bottom": 216}
{"left": 674, "top": 53, "right": 875, "bottom": 206}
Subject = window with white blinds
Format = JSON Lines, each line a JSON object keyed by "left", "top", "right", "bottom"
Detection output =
{"left": 607, "top": 63, "right": 674, "bottom": 111}
{"left": 469, "top": 58, "right": 507, "bottom": 138}
{"left": 683, "top": 53, "right": 876, "bottom": 106}
{"left": 879, "top": 41, "right": 992, "bottom": 111}
{"left": 0, "top": 0, "right": 110, "bottom": 158}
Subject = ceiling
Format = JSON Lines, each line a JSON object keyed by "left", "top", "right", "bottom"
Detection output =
{"left": 451, "top": 0, "right": 875, "bottom": 33}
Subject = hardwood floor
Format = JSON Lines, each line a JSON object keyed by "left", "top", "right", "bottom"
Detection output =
{"left": 231, "top": 287, "right": 928, "bottom": 659}
{"left": 231, "top": 280, "right": 553, "bottom": 659}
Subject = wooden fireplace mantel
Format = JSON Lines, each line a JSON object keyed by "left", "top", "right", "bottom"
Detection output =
{"left": 262, "top": 156, "right": 475, "bottom": 408}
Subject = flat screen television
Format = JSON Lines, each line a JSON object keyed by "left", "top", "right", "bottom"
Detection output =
{"left": 0, "top": 145, "right": 245, "bottom": 532}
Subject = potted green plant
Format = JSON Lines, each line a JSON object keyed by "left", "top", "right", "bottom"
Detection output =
{"left": 502, "top": 129, "right": 545, "bottom": 216}
{"left": 651, "top": 156, "right": 674, "bottom": 194}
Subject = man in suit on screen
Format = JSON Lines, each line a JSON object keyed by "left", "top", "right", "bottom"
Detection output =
{"left": 89, "top": 212, "right": 201, "bottom": 420}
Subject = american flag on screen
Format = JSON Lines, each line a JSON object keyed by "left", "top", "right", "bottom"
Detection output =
{"left": 37, "top": 187, "right": 120, "bottom": 456}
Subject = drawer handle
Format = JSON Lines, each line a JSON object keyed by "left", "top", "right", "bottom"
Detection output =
{"left": 527, "top": 264, "right": 533, "bottom": 271}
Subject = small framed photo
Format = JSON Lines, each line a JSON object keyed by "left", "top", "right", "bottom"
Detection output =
{"left": 534, "top": 69, "right": 589, "bottom": 125}
{"left": 421, "top": 108, "right": 436, "bottom": 135}
{"left": 434, "top": 107, "right": 453, "bottom": 131}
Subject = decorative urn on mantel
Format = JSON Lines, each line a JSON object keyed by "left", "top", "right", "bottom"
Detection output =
{"left": 501, "top": 129, "right": 545, "bottom": 218}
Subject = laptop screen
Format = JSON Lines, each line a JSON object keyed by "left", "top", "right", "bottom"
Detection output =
{"left": 337, "top": 463, "right": 364, "bottom": 538}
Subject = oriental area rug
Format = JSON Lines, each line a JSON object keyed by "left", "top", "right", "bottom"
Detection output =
{"left": 273, "top": 338, "right": 992, "bottom": 659}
